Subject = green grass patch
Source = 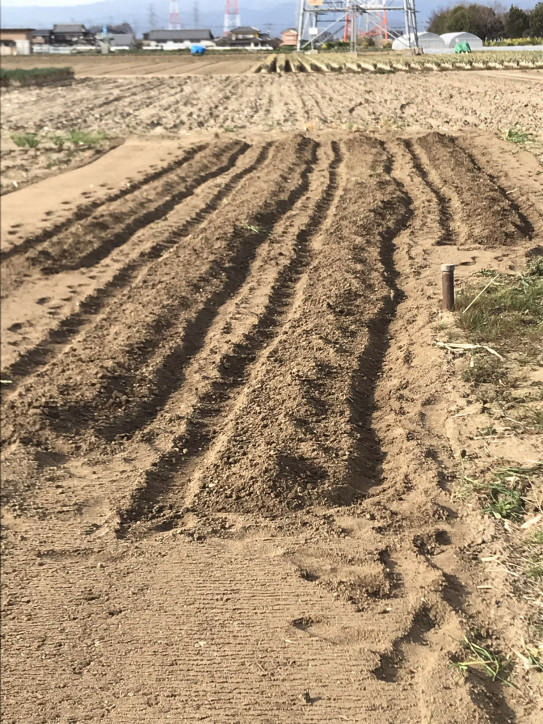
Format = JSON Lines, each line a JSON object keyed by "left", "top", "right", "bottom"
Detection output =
{"left": 451, "top": 636, "right": 513, "bottom": 684}
{"left": 462, "top": 355, "right": 505, "bottom": 385}
{"left": 503, "top": 126, "right": 533, "bottom": 145}
{"left": 0, "top": 67, "right": 74, "bottom": 88}
{"left": 66, "top": 129, "right": 108, "bottom": 146}
{"left": 458, "top": 463, "right": 543, "bottom": 521}
{"left": 525, "top": 555, "right": 543, "bottom": 578}
{"left": 12, "top": 128, "right": 109, "bottom": 153}
{"left": 11, "top": 132, "right": 40, "bottom": 149}
{"left": 456, "top": 261, "right": 543, "bottom": 348}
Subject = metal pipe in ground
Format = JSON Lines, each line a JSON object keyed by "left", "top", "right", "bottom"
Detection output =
{"left": 441, "top": 264, "right": 455, "bottom": 311}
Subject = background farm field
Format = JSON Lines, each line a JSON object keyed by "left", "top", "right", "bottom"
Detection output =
{"left": 1, "top": 68, "right": 542, "bottom": 193}
{"left": 1, "top": 58, "right": 543, "bottom": 723}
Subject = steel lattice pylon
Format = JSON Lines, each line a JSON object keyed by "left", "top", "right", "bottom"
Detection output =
{"left": 168, "top": 0, "right": 181, "bottom": 30}
{"left": 224, "top": 0, "right": 241, "bottom": 36}
{"left": 296, "top": 1, "right": 418, "bottom": 51}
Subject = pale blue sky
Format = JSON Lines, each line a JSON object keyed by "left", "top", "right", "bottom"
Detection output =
{"left": 1, "top": 0, "right": 105, "bottom": 6}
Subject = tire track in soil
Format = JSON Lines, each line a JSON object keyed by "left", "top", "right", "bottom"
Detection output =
{"left": 116, "top": 139, "right": 341, "bottom": 535}
{"left": 276, "top": 137, "right": 518, "bottom": 724}
{"left": 1, "top": 135, "right": 314, "bottom": 450}
{"left": 0, "top": 142, "right": 207, "bottom": 264}
{"left": 1, "top": 142, "right": 273, "bottom": 391}
{"left": 360, "top": 138, "right": 520, "bottom": 724}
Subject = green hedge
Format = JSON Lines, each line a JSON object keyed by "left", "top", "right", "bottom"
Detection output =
{"left": 0, "top": 67, "right": 75, "bottom": 88}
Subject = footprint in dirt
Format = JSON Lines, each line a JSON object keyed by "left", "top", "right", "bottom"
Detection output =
{"left": 7, "top": 322, "right": 23, "bottom": 333}
{"left": 36, "top": 297, "right": 51, "bottom": 306}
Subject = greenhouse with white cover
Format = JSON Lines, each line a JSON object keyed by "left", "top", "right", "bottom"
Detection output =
{"left": 392, "top": 32, "right": 446, "bottom": 51}
{"left": 440, "top": 32, "right": 483, "bottom": 49}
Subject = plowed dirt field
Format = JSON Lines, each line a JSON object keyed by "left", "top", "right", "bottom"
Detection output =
{"left": 2, "top": 71, "right": 542, "bottom": 194}
{"left": 1, "top": 68, "right": 543, "bottom": 724}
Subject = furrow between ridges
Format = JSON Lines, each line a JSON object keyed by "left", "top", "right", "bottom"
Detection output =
{"left": 1, "top": 142, "right": 273, "bottom": 392}
{"left": 1, "top": 135, "right": 314, "bottom": 451}
{"left": 30, "top": 140, "right": 249, "bottom": 274}
{"left": 1, "top": 141, "right": 209, "bottom": 264}
{"left": 400, "top": 137, "right": 456, "bottom": 246}
{"left": 115, "top": 139, "right": 342, "bottom": 535}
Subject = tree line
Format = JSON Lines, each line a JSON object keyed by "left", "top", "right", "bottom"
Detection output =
{"left": 428, "top": 3, "right": 543, "bottom": 39}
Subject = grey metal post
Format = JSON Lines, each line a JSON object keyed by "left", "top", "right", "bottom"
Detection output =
{"left": 441, "top": 264, "right": 455, "bottom": 311}
{"left": 297, "top": 0, "right": 305, "bottom": 51}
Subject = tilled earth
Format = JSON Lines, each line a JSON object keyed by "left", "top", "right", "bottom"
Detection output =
{"left": 1, "top": 70, "right": 542, "bottom": 192}
{"left": 2, "top": 125, "right": 543, "bottom": 722}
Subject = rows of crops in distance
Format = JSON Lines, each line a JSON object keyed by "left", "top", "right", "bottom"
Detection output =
{"left": 253, "top": 50, "right": 543, "bottom": 73}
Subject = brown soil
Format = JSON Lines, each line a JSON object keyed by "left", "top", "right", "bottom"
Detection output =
{"left": 0, "top": 54, "right": 262, "bottom": 76}
{"left": 1, "top": 71, "right": 542, "bottom": 192}
{"left": 1, "top": 70, "right": 543, "bottom": 723}
{"left": 2, "top": 125, "right": 542, "bottom": 723}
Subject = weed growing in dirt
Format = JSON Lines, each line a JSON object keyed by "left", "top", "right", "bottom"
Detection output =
{"left": 458, "top": 463, "right": 543, "bottom": 521}
{"left": 67, "top": 129, "right": 108, "bottom": 146}
{"left": 526, "top": 555, "right": 543, "bottom": 578}
{"left": 521, "top": 407, "right": 543, "bottom": 432}
{"left": 50, "top": 135, "right": 67, "bottom": 150}
{"left": 451, "top": 636, "right": 512, "bottom": 684}
{"left": 503, "top": 126, "right": 533, "bottom": 145}
{"left": 462, "top": 355, "right": 505, "bottom": 385}
{"left": 12, "top": 132, "right": 40, "bottom": 149}
{"left": 237, "top": 222, "right": 271, "bottom": 236}
{"left": 456, "top": 262, "right": 543, "bottom": 348}
{"left": 520, "top": 643, "right": 543, "bottom": 672}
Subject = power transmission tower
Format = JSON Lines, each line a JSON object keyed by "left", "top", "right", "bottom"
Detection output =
{"left": 194, "top": 1, "right": 200, "bottom": 27}
{"left": 148, "top": 3, "right": 158, "bottom": 30}
{"left": 224, "top": 0, "right": 241, "bottom": 37}
{"left": 169, "top": 0, "right": 181, "bottom": 30}
{"left": 296, "top": 1, "right": 418, "bottom": 51}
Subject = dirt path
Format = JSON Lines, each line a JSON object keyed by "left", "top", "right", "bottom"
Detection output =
{"left": 2, "top": 130, "right": 542, "bottom": 723}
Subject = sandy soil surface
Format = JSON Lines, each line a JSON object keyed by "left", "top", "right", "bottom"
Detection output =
{"left": 2, "top": 123, "right": 542, "bottom": 722}
{"left": 2, "top": 71, "right": 542, "bottom": 193}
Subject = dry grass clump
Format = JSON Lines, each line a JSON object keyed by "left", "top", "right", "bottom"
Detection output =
{"left": 456, "top": 261, "right": 543, "bottom": 349}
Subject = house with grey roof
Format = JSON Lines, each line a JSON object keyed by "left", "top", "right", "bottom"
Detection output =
{"left": 144, "top": 29, "right": 214, "bottom": 49}
{"left": 50, "top": 24, "right": 95, "bottom": 46}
